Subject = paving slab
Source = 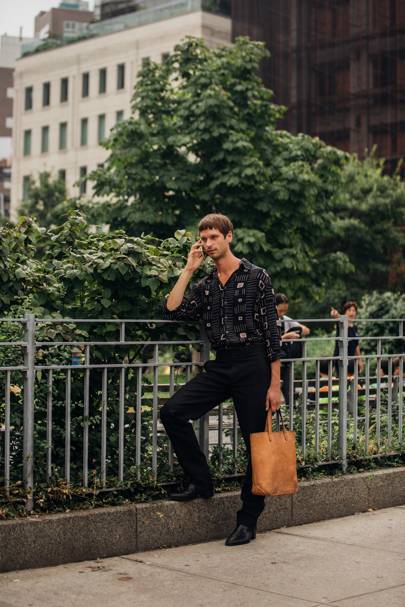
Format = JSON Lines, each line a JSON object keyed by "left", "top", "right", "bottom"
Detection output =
{"left": 1, "top": 506, "right": 405, "bottom": 607}
{"left": 328, "top": 584, "right": 405, "bottom": 607}
{"left": 278, "top": 505, "right": 405, "bottom": 556}
{"left": 0, "top": 554, "right": 320, "bottom": 607}
{"left": 126, "top": 520, "right": 405, "bottom": 604}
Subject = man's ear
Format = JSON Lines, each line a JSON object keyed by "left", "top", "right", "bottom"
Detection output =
{"left": 226, "top": 231, "right": 233, "bottom": 244}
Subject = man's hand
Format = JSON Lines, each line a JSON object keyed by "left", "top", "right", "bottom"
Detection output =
{"left": 330, "top": 307, "right": 339, "bottom": 319}
{"left": 265, "top": 384, "right": 281, "bottom": 412}
{"left": 185, "top": 239, "right": 205, "bottom": 273}
{"left": 282, "top": 331, "right": 300, "bottom": 341}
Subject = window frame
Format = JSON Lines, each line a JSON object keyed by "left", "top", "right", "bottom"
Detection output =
{"left": 117, "top": 63, "right": 125, "bottom": 90}
{"left": 60, "top": 77, "right": 69, "bottom": 103}
{"left": 59, "top": 121, "right": 68, "bottom": 150}
{"left": 41, "top": 125, "right": 50, "bottom": 154}
{"left": 99, "top": 67, "right": 107, "bottom": 94}
{"left": 42, "top": 81, "right": 51, "bottom": 107}
{"left": 23, "top": 129, "right": 32, "bottom": 156}
{"left": 82, "top": 72, "right": 90, "bottom": 98}
{"left": 24, "top": 86, "right": 33, "bottom": 111}
{"left": 80, "top": 117, "right": 88, "bottom": 147}
{"left": 22, "top": 175, "right": 31, "bottom": 201}
{"left": 97, "top": 113, "right": 106, "bottom": 144}
{"left": 79, "top": 165, "right": 87, "bottom": 195}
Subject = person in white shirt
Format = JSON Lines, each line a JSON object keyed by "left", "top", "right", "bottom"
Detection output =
{"left": 276, "top": 293, "right": 310, "bottom": 406}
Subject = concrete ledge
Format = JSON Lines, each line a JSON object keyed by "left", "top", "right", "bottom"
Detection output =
{"left": 1, "top": 466, "right": 405, "bottom": 573}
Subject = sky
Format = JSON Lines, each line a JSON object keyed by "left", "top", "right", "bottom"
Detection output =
{"left": 0, "top": 0, "right": 95, "bottom": 38}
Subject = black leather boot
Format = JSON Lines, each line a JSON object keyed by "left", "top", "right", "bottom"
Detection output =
{"left": 225, "top": 524, "right": 256, "bottom": 546}
{"left": 168, "top": 483, "right": 214, "bottom": 502}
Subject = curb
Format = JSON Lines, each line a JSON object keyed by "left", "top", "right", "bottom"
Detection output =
{"left": 1, "top": 466, "right": 405, "bottom": 572}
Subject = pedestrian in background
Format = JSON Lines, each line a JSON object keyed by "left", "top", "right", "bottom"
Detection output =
{"left": 276, "top": 293, "right": 310, "bottom": 406}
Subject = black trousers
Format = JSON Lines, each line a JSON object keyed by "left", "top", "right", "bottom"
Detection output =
{"left": 281, "top": 361, "right": 295, "bottom": 407}
{"left": 160, "top": 342, "right": 271, "bottom": 527}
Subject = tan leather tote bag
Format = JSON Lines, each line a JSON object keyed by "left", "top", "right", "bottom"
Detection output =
{"left": 251, "top": 409, "right": 299, "bottom": 496}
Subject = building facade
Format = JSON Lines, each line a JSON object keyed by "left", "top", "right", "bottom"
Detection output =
{"left": 34, "top": 2, "right": 94, "bottom": 41}
{"left": 232, "top": 0, "right": 405, "bottom": 171}
{"left": 11, "top": 3, "right": 231, "bottom": 216}
{"left": 0, "top": 34, "right": 33, "bottom": 217}
{"left": 97, "top": 0, "right": 141, "bottom": 21}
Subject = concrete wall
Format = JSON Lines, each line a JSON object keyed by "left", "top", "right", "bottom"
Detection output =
{"left": 1, "top": 466, "right": 405, "bottom": 572}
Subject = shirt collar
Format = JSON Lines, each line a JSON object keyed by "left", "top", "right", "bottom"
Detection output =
{"left": 239, "top": 257, "right": 252, "bottom": 270}
{"left": 210, "top": 257, "right": 252, "bottom": 280}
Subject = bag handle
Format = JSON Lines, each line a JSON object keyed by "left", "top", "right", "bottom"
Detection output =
{"left": 265, "top": 408, "right": 288, "bottom": 439}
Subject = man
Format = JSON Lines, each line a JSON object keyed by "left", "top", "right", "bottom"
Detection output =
{"left": 276, "top": 292, "right": 310, "bottom": 406}
{"left": 160, "top": 213, "right": 281, "bottom": 546}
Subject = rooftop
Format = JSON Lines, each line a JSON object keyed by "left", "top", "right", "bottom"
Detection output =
{"left": 22, "top": 0, "right": 230, "bottom": 57}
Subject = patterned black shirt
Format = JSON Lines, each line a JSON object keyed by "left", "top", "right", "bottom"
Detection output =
{"left": 163, "top": 257, "right": 281, "bottom": 363}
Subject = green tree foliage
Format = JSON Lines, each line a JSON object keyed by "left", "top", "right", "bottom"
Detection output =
{"left": 13, "top": 38, "right": 405, "bottom": 313}
{"left": 90, "top": 37, "right": 354, "bottom": 305}
{"left": 0, "top": 212, "right": 210, "bottom": 320}
{"left": 18, "top": 171, "right": 102, "bottom": 229}
{"left": 358, "top": 291, "right": 405, "bottom": 354}
{"left": 0, "top": 217, "right": 212, "bottom": 491}
{"left": 19, "top": 172, "right": 67, "bottom": 227}
{"left": 321, "top": 154, "right": 405, "bottom": 301}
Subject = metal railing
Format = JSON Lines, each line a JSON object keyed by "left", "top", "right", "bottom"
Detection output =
{"left": 0, "top": 315, "right": 404, "bottom": 508}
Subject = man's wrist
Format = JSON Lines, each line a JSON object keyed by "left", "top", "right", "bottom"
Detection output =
{"left": 269, "top": 382, "right": 280, "bottom": 390}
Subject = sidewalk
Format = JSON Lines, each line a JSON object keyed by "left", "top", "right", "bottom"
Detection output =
{"left": 1, "top": 505, "right": 405, "bottom": 607}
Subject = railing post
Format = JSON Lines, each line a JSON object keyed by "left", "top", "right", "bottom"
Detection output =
{"left": 198, "top": 328, "right": 211, "bottom": 457}
{"left": 23, "top": 313, "right": 35, "bottom": 510}
{"left": 338, "top": 315, "right": 348, "bottom": 472}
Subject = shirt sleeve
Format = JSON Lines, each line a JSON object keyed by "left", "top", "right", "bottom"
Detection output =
{"left": 257, "top": 269, "right": 281, "bottom": 363}
{"left": 162, "top": 279, "right": 204, "bottom": 322}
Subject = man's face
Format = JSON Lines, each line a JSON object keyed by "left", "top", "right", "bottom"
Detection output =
{"left": 277, "top": 303, "right": 289, "bottom": 317}
{"left": 199, "top": 227, "right": 232, "bottom": 259}
{"left": 345, "top": 305, "right": 357, "bottom": 321}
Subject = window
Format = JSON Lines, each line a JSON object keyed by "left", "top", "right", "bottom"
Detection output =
{"left": 58, "top": 169, "right": 66, "bottom": 183}
{"left": 41, "top": 126, "right": 49, "bottom": 154}
{"left": 42, "top": 82, "right": 51, "bottom": 107}
{"left": 24, "top": 86, "right": 33, "bottom": 111}
{"left": 23, "top": 129, "right": 32, "bottom": 156}
{"left": 116, "top": 110, "right": 124, "bottom": 123}
{"left": 373, "top": 54, "right": 397, "bottom": 88}
{"left": 117, "top": 63, "right": 125, "bottom": 90}
{"left": 372, "top": 0, "right": 396, "bottom": 31}
{"left": 59, "top": 122, "right": 68, "bottom": 150}
{"left": 22, "top": 175, "right": 31, "bottom": 201}
{"left": 82, "top": 72, "right": 89, "bottom": 98}
{"left": 80, "top": 117, "right": 88, "bottom": 146}
{"left": 141, "top": 57, "right": 151, "bottom": 68}
{"left": 64, "top": 20, "right": 77, "bottom": 33}
{"left": 64, "top": 20, "right": 87, "bottom": 36}
{"left": 161, "top": 52, "right": 170, "bottom": 64}
{"left": 97, "top": 114, "right": 106, "bottom": 143}
{"left": 60, "top": 77, "right": 69, "bottom": 102}
{"left": 79, "top": 166, "right": 87, "bottom": 195}
{"left": 99, "top": 68, "right": 107, "bottom": 94}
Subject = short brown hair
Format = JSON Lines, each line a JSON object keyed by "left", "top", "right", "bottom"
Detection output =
{"left": 198, "top": 213, "right": 233, "bottom": 237}
{"left": 343, "top": 300, "right": 358, "bottom": 313}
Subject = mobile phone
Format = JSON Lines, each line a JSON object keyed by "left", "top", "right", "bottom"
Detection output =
{"left": 196, "top": 237, "right": 206, "bottom": 258}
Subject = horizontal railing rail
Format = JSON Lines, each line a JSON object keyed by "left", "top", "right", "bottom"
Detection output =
{"left": 0, "top": 314, "right": 403, "bottom": 510}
